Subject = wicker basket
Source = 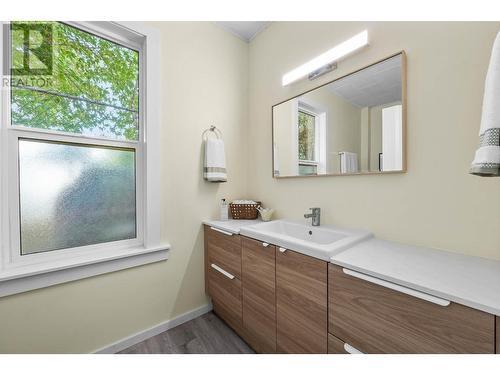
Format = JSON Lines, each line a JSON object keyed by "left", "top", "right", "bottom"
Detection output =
{"left": 229, "top": 201, "right": 261, "bottom": 220}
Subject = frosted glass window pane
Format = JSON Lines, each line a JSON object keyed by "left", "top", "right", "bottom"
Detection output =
{"left": 19, "top": 139, "right": 136, "bottom": 255}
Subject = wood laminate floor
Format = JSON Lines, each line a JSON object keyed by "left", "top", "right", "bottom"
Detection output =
{"left": 119, "top": 312, "right": 254, "bottom": 354}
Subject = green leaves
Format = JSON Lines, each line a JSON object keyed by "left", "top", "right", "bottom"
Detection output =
{"left": 298, "top": 110, "right": 316, "bottom": 161}
{"left": 11, "top": 22, "right": 139, "bottom": 141}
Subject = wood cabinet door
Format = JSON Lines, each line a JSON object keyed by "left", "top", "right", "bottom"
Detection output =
{"left": 328, "top": 334, "right": 348, "bottom": 354}
{"left": 208, "top": 264, "right": 243, "bottom": 333}
{"left": 276, "top": 248, "right": 328, "bottom": 353}
{"left": 241, "top": 237, "right": 276, "bottom": 353}
{"left": 328, "top": 333, "right": 365, "bottom": 354}
{"left": 497, "top": 316, "right": 499, "bottom": 354}
{"left": 329, "top": 264, "right": 495, "bottom": 353}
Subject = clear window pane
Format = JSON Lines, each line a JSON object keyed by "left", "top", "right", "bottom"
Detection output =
{"left": 298, "top": 110, "right": 316, "bottom": 161}
{"left": 11, "top": 22, "right": 139, "bottom": 141}
{"left": 19, "top": 139, "right": 136, "bottom": 255}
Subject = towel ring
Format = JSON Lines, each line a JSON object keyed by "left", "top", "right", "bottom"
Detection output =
{"left": 202, "top": 125, "right": 222, "bottom": 140}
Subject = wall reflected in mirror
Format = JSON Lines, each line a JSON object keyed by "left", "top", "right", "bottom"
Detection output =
{"left": 272, "top": 52, "right": 405, "bottom": 178}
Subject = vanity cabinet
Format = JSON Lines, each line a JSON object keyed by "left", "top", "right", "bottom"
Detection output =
{"left": 204, "top": 225, "right": 496, "bottom": 354}
{"left": 241, "top": 237, "right": 277, "bottom": 353}
{"left": 208, "top": 264, "right": 243, "bottom": 333}
{"left": 328, "top": 264, "right": 495, "bottom": 354}
{"left": 276, "top": 248, "right": 328, "bottom": 353}
{"left": 204, "top": 225, "right": 243, "bottom": 335}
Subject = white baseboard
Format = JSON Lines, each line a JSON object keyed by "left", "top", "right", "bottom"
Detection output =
{"left": 94, "top": 303, "right": 213, "bottom": 354}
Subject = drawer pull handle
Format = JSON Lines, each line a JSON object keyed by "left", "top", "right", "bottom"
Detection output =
{"left": 210, "top": 227, "right": 233, "bottom": 236}
{"left": 342, "top": 268, "right": 451, "bottom": 307}
{"left": 211, "top": 264, "right": 235, "bottom": 280}
{"left": 279, "top": 247, "right": 287, "bottom": 253}
{"left": 262, "top": 242, "right": 270, "bottom": 247}
{"left": 344, "top": 343, "right": 364, "bottom": 354}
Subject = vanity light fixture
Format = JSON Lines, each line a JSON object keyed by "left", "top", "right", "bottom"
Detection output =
{"left": 281, "top": 30, "right": 369, "bottom": 86}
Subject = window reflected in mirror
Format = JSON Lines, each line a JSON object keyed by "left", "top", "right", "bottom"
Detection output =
{"left": 272, "top": 52, "right": 405, "bottom": 178}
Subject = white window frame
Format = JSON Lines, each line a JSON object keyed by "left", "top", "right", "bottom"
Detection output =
{"left": 0, "top": 21, "right": 169, "bottom": 297}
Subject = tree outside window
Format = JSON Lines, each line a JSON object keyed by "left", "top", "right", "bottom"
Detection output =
{"left": 298, "top": 110, "right": 316, "bottom": 161}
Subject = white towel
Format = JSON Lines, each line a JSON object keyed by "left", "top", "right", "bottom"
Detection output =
{"left": 232, "top": 200, "right": 257, "bottom": 204}
{"left": 340, "top": 152, "right": 359, "bottom": 174}
{"left": 470, "top": 31, "right": 500, "bottom": 176}
{"left": 204, "top": 138, "right": 227, "bottom": 182}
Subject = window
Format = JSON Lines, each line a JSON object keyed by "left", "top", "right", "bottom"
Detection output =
{"left": 297, "top": 105, "right": 324, "bottom": 175}
{"left": 298, "top": 110, "right": 316, "bottom": 162}
{"left": 10, "top": 22, "right": 140, "bottom": 141}
{"left": 11, "top": 22, "right": 140, "bottom": 255}
{"left": 0, "top": 22, "right": 165, "bottom": 297}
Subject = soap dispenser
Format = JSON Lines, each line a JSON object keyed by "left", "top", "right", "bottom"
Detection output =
{"left": 220, "top": 199, "right": 229, "bottom": 221}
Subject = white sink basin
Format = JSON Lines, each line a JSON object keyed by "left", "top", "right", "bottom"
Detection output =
{"left": 240, "top": 220, "right": 373, "bottom": 261}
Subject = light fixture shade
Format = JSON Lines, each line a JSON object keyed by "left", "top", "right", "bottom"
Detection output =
{"left": 282, "top": 30, "right": 369, "bottom": 86}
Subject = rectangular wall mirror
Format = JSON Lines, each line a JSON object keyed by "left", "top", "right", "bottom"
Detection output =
{"left": 272, "top": 52, "right": 406, "bottom": 178}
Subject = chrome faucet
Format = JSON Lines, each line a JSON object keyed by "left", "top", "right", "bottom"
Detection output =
{"left": 304, "top": 207, "right": 321, "bottom": 226}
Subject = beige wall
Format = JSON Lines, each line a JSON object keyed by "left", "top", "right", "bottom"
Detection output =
{"left": 273, "top": 99, "right": 295, "bottom": 176}
{"left": 360, "top": 107, "right": 370, "bottom": 171}
{"left": 369, "top": 104, "right": 383, "bottom": 171}
{"left": 248, "top": 21, "right": 500, "bottom": 260}
{"left": 0, "top": 22, "right": 249, "bottom": 353}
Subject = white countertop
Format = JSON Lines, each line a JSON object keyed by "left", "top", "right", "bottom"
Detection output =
{"left": 203, "top": 219, "right": 262, "bottom": 234}
{"left": 330, "top": 238, "right": 500, "bottom": 316}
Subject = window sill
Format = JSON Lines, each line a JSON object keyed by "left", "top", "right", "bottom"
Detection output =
{"left": 298, "top": 161, "right": 319, "bottom": 165}
{"left": 0, "top": 244, "right": 170, "bottom": 297}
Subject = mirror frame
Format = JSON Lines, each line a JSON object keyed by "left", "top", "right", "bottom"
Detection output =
{"left": 272, "top": 51, "right": 407, "bottom": 179}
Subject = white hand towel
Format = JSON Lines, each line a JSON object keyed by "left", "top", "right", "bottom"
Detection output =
{"left": 204, "top": 138, "right": 227, "bottom": 182}
{"left": 340, "top": 152, "right": 358, "bottom": 174}
{"left": 470, "top": 31, "right": 500, "bottom": 176}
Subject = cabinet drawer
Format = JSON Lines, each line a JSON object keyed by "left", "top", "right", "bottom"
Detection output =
{"left": 242, "top": 236, "right": 276, "bottom": 353}
{"left": 206, "top": 225, "right": 242, "bottom": 279}
{"left": 328, "top": 334, "right": 364, "bottom": 354}
{"left": 328, "top": 334, "right": 347, "bottom": 354}
{"left": 208, "top": 262, "right": 242, "bottom": 332}
{"left": 276, "top": 248, "right": 327, "bottom": 353}
{"left": 329, "top": 264, "right": 495, "bottom": 353}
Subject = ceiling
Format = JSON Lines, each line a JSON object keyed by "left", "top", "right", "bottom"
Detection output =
{"left": 215, "top": 22, "right": 271, "bottom": 42}
{"left": 327, "top": 55, "right": 402, "bottom": 108}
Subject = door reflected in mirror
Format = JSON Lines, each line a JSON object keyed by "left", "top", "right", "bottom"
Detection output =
{"left": 272, "top": 52, "right": 406, "bottom": 178}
